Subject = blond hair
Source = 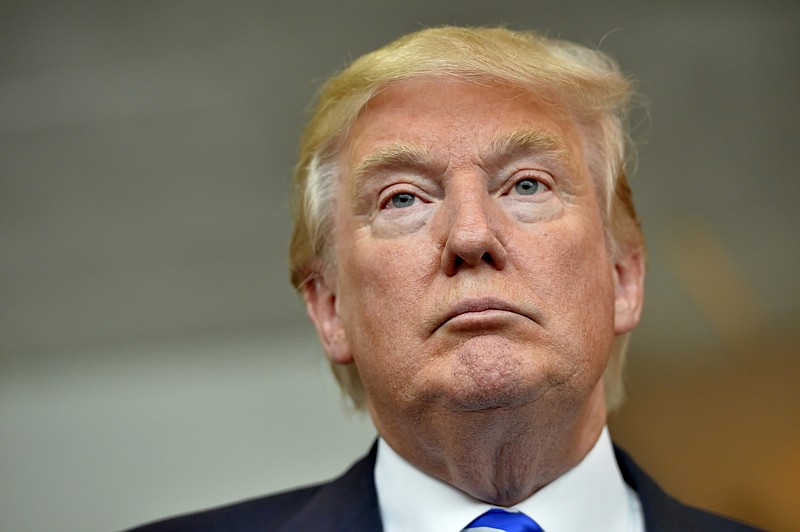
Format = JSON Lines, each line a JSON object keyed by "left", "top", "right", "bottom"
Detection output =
{"left": 289, "top": 26, "right": 644, "bottom": 411}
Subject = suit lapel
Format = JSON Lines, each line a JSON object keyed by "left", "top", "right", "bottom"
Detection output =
{"left": 279, "top": 443, "right": 383, "bottom": 532}
{"left": 616, "top": 446, "right": 764, "bottom": 531}
{"left": 615, "top": 446, "right": 686, "bottom": 531}
{"left": 276, "top": 441, "right": 755, "bottom": 531}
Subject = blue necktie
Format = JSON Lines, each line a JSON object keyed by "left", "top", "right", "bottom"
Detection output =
{"left": 462, "top": 508, "right": 544, "bottom": 532}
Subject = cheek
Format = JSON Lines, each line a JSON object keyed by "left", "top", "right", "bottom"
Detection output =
{"left": 518, "top": 222, "right": 615, "bottom": 338}
{"left": 335, "top": 232, "right": 435, "bottom": 348}
{"left": 515, "top": 225, "right": 615, "bottom": 391}
{"left": 333, "top": 236, "right": 439, "bottom": 402}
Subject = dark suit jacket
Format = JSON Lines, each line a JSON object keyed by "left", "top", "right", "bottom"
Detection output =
{"left": 127, "top": 444, "right": 761, "bottom": 531}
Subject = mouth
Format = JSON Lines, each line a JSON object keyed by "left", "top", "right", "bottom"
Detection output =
{"left": 435, "top": 296, "right": 536, "bottom": 332}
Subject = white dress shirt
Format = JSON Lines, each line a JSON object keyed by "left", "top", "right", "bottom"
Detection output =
{"left": 375, "top": 426, "right": 644, "bottom": 532}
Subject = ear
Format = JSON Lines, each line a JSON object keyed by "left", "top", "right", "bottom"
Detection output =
{"left": 303, "top": 276, "right": 353, "bottom": 365}
{"left": 613, "top": 248, "right": 645, "bottom": 335}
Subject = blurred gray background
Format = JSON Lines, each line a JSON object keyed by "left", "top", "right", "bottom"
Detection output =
{"left": 1, "top": 1, "right": 798, "bottom": 531}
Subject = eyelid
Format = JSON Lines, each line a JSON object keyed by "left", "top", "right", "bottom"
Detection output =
{"left": 378, "top": 183, "right": 432, "bottom": 209}
{"left": 502, "top": 172, "right": 554, "bottom": 196}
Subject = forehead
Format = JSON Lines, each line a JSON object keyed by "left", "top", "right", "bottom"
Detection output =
{"left": 339, "top": 78, "right": 586, "bottom": 176}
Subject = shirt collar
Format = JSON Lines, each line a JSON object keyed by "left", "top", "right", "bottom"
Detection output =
{"left": 374, "top": 426, "right": 643, "bottom": 532}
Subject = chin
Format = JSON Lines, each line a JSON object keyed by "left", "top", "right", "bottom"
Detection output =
{"left": 443, "top": 384, "right": 538, "bottom": 413}
{"left": 444, "top": 363, "right": 545, "bottom": 413}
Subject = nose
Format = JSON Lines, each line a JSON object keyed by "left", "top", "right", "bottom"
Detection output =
{"left": 440, "top": 186, "right": 508, "bottom": 276}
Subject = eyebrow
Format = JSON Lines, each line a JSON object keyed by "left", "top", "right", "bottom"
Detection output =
{"left": 483, "top": 129, "right": 575, "bottom": 174}
{"left": 348, "top": 128, "right": 575, "bottom": 204}
{"left": 350, "top": 143, "right": 442, "bottom": 202}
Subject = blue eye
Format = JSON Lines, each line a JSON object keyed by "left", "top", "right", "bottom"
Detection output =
{"left": 390, "top": 192, "right": 417, "bottom": 208}
{"left": 514, "top": 179, "right": 540, "bottom": 195}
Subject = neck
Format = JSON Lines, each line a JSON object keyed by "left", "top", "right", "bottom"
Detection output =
{"left": 376, "top": 381, "right": 607, "bottom": 506}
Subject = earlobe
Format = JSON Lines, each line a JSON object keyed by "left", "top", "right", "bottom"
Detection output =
{"left": 303, "top": 277, "right": 353, "bottom": 365}
{"left": 613, "top": 249, "right": 645, "bottom": 335}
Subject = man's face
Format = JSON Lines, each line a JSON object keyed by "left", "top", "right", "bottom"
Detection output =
{"left": 306, "top": 79, "right": 642, "bottom": 443}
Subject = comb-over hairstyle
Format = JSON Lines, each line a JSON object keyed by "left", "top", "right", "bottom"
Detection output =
{"left": 289, "top": 26, "right": 644, "bottom": 411}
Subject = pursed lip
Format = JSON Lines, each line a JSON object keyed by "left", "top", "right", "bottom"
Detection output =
{"left": 435, "top": 296, "right": 536, "bottom": 332}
